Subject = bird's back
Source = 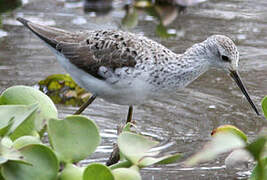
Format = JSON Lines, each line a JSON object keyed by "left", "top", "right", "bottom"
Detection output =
{"left": 17, "top": 18, "right": 186, "bottom": 105}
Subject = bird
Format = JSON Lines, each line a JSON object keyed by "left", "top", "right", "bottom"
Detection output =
{"left": 17, "top": 17, "right": 259, "bottom": 164}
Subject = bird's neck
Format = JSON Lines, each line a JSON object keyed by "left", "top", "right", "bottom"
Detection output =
{"left": 163, "top": 42, "right": 212, "bottom": 89}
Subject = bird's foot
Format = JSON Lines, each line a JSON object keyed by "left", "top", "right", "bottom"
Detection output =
{"left": 106, "top": 121, "right": 136, "bottom": 166}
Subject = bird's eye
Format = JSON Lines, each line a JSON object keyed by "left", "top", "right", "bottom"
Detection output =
{"left": 221, "top": 55, "right": 230, "bottom": 62}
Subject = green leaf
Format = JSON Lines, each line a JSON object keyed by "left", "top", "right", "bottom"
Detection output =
{"left": 138, "top": 153, "right": 182, "bottom": 167}
{"left": 13, "top": 136, "right": 41, "bottom": 150}
{"left": 58, "top": 163, "right": 83, "bottom": 180}
{"left": 112, "top": 166, "right": 141, "bottom": 180}
{"left": 83, "top": 163, "right": 114, "bottom": 180}
{"left": 1, "top": 137, "right": 13, "bottom": 148}
{"left": 48, "top": 115, "right": 100, "bottom": 163}
{"left": 118, "top": 132, "right": 159, "bottom": 165}
{"left": 262, "top": 96, "right": 267, "bottom": 120}
{"left": 0, "top": 142, "right": 26, "bottom": 165}
{"left": 0, "top": 103, "right": 39, "bottom": 139}
{"left": 0, "top": 85, "right": 58, "bottom": 131}
{"left": 184, "top": 132, "right": 246, "bottom": 167}
{"left": 0, "top": 117, "right": 14, "bottom": 137}
{"left": 122, "top": 123, "right": 135, "bottom": 133}
{"left": 0, "top": 171, "right": 4, "bottom": 180}
{"left": 250, "top": 156, "right": 267, "bottom": 180}
{"left": 2, "top": 144, "right": 59, "bottom": 180}
{"left": 246, "top": 137, "right": 266, "bottom": 161}
{"left": 211, "top": 125, "right": 247, "bottom": 142}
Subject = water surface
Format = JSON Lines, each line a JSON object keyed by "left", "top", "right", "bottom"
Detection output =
{"left": 0, "top": 0, "right": 267, "bottom": 179}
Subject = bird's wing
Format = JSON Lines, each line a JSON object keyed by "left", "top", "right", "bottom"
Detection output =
{"left": 17, "top": 18, "right": 141, "bottom": 80}
{"left": 56, "top": 30, "right": 139, "bottom": 80}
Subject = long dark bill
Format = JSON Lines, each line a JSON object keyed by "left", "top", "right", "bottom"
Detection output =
{"left": 229, "top": 70, "right": 259, "bottom": 115}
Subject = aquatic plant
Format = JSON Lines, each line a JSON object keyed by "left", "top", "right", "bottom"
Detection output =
{"left": 185, "top": 96, "right": 267, "bottom": 180}
{"left": 0, "top": 85, "right": 180, "bottom": 180}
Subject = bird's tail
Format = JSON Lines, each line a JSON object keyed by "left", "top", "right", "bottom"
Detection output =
{"left": 17, "top": 17, "right": 72, "bottom": 49}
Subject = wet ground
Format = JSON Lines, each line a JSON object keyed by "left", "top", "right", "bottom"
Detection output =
{"left": 0, "top": 0, "right": 267, "bottom": 179}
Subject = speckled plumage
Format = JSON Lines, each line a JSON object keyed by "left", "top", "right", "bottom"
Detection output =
{"left": 17, "top": 18, "right": 248, "bottom": 106}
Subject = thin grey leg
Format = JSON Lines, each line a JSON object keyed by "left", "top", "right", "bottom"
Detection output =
{"left": 126, "top": 105, "right": 133, "bottom": 123}
{"left": 74, "top": 94, "right": 97, "bottom": 115}
{"left": 106, "top": 105, "right": 134, "bottom": 166}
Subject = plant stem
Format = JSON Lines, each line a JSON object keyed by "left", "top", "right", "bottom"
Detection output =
{"left": 109, "top": 160, "right": 132, "bottom": 170}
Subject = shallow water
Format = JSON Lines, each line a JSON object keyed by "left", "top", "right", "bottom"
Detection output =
{"left": 0, "top": 0, "right": 267, "bottom": 179}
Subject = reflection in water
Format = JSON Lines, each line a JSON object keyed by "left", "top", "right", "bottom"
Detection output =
{"left": 83, "top": 0, "right": 113, "bottom": 15}
{"left": 1, "top": 0, "right": 267, "bottom": 179}
{"left": 122, "top": 4, "right": 180, "bottom": 38}
{"left": 156, "top": 0, "right": 207, "bottom": 7}
{"left": 0, "top": 0, "right": 21, "bottom": 14}
{"left": 121, "top": 0, "right": 206, "bottom": 38}
{"left": 0, "top": 0, "right": 22, "bottom": 37}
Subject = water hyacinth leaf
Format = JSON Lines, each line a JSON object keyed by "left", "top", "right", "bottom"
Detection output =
{"left": 0, "top": 117, "right": 14, "bottom": 137}
{"left": 2, "top": 144, "right": 58, "bottom": 180}
{"left": 58, "top": 163, "right": 83, "bottom": 180}
{"left": 83, "top": 163, "right": 114, "bottom": 180}
{"left": 13, "top": 136, "right": 41, "bottom": 150}
{"left": 112, "top": 167, "right": 141, "bottom": 180}
{"left": 0, "top": 103, "right": 38, "bottom": 139}
{"left": 246, "top": 137, "right": 266, "bottom": 161}
{"left": 139, "top": 153, "right": 182, "bottom": 167}
{"left": 0, "top": 142, "right": 29, "bottom": 165}
{"left": 249, "top": 156, "right": 267, "bottom": 180}
{"left": 118, "top": 132, "right": 159, "bottom": 165}
{"left": 262, "top": 96, "right": 267, "bottom": 119}
{"left": 48, "top": 115, "right": 100, "bottom": 163}
{"left": 211, "top": 125, "right": 247, "bottom": 142}
{"left": 0, "top": 85, "right": 58, "bottom": 131}
{"left": 1, "top": 137, "right": 13, "bottom": 148}
{"left": 0, "top": 172, "right": 4, "bottom": 180}
{"left": 184, "top": 132, "right": 246, "bottom": 167}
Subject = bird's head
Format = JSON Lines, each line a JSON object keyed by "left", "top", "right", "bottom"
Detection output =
{"left": 205, "top": 35, "right": 259, "bottom": 115}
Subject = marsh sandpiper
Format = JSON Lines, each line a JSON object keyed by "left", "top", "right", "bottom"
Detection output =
{"left": 17, "top": 17, "right": 259, "bottom": 165}
{"left": 16, "top": 17, "right": 259, "bottom": 120}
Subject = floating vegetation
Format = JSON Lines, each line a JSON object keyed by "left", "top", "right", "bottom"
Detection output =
{"left": 38, "top": 74, "right": 91, "bottom": 106}
{"left": 0, "top": 85, "right": 181, "bottom": 180}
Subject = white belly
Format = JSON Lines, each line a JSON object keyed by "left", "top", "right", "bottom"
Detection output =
{"left": 53, "top": 50, "right": 150, "bottom": 105}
